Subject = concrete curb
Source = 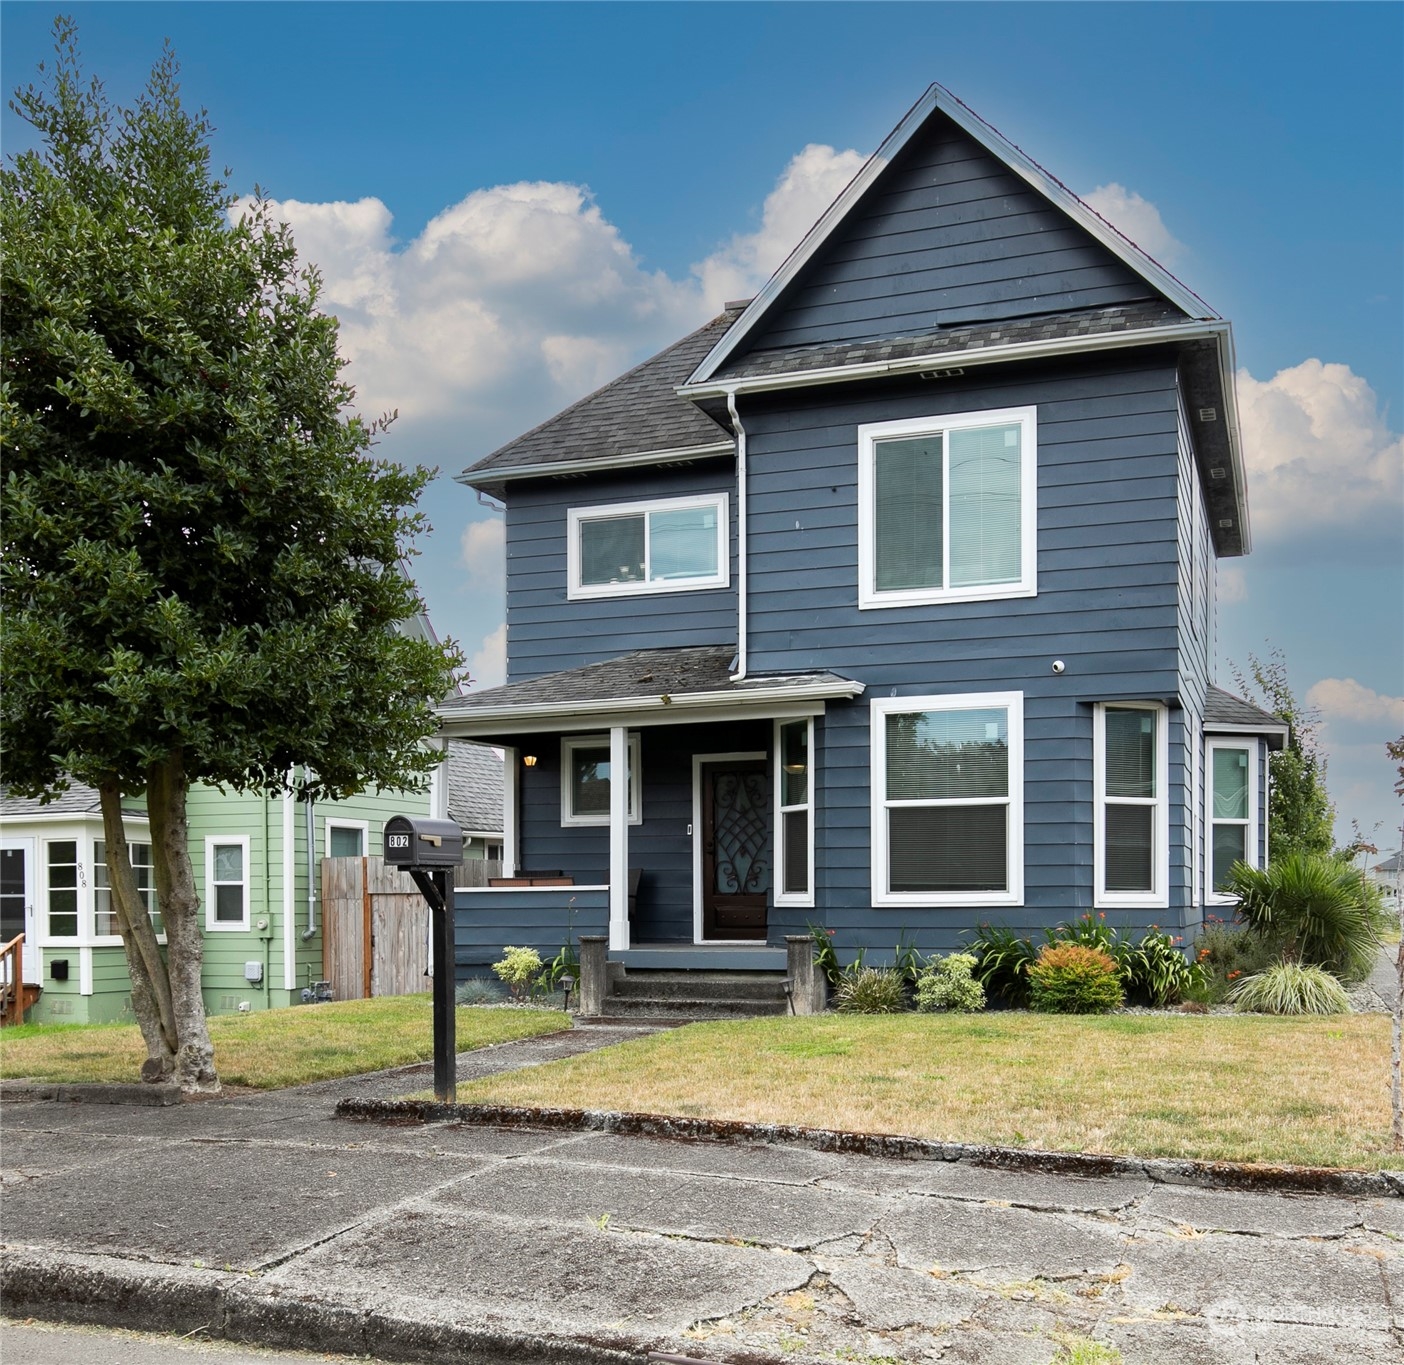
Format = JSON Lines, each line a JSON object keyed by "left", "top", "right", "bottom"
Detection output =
{"left": 335, "top": 1097, "right": 1404, "bottom": 1199}
{"left": 0, "top": 1080, "right": 182, "bottom": 1106}
{"left": 0, "top": 1248, "right": 656, "bottom": 1365}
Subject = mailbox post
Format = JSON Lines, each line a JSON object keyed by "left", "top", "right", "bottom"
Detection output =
{"left": 384, "top": 816, "right": 463, "bottom": 1103}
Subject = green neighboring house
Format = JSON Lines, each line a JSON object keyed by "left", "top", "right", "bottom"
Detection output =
{"left": 0, "top": 776, "right": 434, "bottom": 1024}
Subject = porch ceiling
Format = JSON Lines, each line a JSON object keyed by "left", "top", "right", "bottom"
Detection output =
{"left": 436, "top": 646, "right": 863, "bottom": 738}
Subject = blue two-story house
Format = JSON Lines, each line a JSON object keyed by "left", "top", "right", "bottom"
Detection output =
{"left": 439, "top": 84, "right": 1285, "bottom": 984}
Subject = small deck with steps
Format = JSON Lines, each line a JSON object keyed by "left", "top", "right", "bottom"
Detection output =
{"left": 600, "top": 969, "right": 791, "bottom": 1020}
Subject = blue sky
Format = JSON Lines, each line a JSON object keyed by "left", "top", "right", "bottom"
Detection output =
{"left": 4, "top": 2, "right": 1401, "bottom": 850}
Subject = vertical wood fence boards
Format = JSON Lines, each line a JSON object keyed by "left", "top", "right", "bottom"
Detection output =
{"left": 322, "top": 857, "right": 501, "bottom": 1000}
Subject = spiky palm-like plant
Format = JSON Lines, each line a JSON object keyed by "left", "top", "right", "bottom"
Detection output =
{"left": 1225, "top": 853, "right": 1384, "bottom": 983}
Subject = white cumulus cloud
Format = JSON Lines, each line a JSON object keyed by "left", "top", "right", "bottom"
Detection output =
{"left": 1307, "top": 678, "right": 1404, "bottom": 730}
{"left": 1082, "top": 183, "right": 1184, "bottom": 264}
{"left": 459, "top": 517, "right": 505, "bottom": 584}
{"left": 1235, "top": 359, "right": 1403, "bottom": 553}
{"left": 469, "top": 623, "right": 507, "bottom": 690}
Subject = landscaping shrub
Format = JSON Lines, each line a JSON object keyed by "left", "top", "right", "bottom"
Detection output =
{"left": 1189, "top": 920, "right": 1280, "bottom": 1004}
{"left": 1125, "top": 927, "right": 1206, "bottom": 1007}
{"left": 1028, "top": 944, "right": 1124, "bottom": 1014}
{"left": 1229, "top": 961, "right": 1352, "bottom": 1015}
{"left": 970, "top": 923, "right": 1039, "bottom": 1006}
{"left": 1057, "top": 912, "right": 1133, "bottom": 971}
{"left": 834, "top": 966, "right": 908, "bottom": 1014}
{"left": 492, "top": 945, "right": 543, "bottom": 1001}
{"left": 1225, "top": 852, "right": 1386, "bottom": 983}
{"left": 914, "top": 953, "right": 986, "bottom": 1013}
{"left": 456, "top": 979, "right": 507, "bottom": 1006}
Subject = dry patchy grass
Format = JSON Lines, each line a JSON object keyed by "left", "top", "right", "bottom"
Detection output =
{"left": 456, "top": 1011, "right": 1395, "bottom": 1169}
{"left": 0, "top": 996, "right": 566, "bottom": 1089}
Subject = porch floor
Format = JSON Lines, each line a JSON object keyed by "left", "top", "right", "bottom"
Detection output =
{"left": 616, "top": 943, "right": 786, "bottom": 971}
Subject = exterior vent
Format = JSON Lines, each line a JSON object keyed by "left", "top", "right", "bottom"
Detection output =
{"left": 1209, "top": 467, "right": 1227, "bottom": 479}
{"left": 919, "top": 367, "right": 966, "bottom": 380}
{"left": 1218, "top": 518, "right": 1234, "bottom": 528}
{"left": 1198, "top": 407, "right": 1218, "bottom": 422}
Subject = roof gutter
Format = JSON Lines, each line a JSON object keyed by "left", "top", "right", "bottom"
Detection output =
{"left": 679, "top": 320, "right": 1229, "bottom": 401}
{"left": 455, "top": 442, "right": 734, "bottom": 493}
{"left": 727, "top": 389, "right": 748, "bottom": 682}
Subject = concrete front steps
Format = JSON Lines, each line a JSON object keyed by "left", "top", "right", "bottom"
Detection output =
{"left": 601, "top": 969, "right": 790, "bottom": 1020}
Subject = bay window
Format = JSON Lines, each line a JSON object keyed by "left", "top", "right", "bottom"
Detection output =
{"left": 1206, "top": 741, "right": 1256, "bottom": 901}
{"left": 94, "top": 840, "right": 159, "bottom": 937}
{"left": 1095, "top": 703, "right": 1168, "bottom": 907}
{"left": 871, "top": 692, "right": 1023, "bottom": 906}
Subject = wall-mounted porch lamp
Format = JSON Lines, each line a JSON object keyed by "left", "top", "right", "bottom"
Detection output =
{"left": 522, "top": 754, "right": 538, "bottom": 767}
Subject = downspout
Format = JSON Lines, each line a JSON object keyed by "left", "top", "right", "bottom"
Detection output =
{"left": 727, "top": 388, "right": 748, "bottom": 683}
{"left": 301, "top": 768, "right": 318, "bottom": 941}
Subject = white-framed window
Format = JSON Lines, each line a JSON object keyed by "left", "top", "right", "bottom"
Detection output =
{"left": 871, "top": 692, "right": 1023, "bottom": 907}
{"left": 1205, "top": 740, "right": 1257, "bottom": 903}
{"left": 484, "top": 840, "right": 504, "bottom": 861}
{"left": 44, "top": 839, "right": 81, "bottom": 940}
{"left": 94, "top": 840, "right": 160, "bottom": 939}
{"left": 325, "top": 820, "right": 368, "bottom": 859}
{"left": 205, "top": 836, "right": 250, "bottom": 931}
{"left": 1094, "top": 703, "right": 1169, "bottom": 908}
{"left": 561, "top": 734, "right": 642, "bottom": 826}
{"left": 567, "top": 493, "right": 729, "bottom": 599}
{"left": 858, "top": 406, "right": 1036, "bottom": 609}
{"left": 774, "top": 717, "right": 815, "bottom": 906}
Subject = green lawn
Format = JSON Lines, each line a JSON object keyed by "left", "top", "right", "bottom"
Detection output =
{"left": 0, "top": 995, "right": 567, "bottom": 1089}
{"left": 454, "top": 1011, "right": 1398, "bottom": 1170}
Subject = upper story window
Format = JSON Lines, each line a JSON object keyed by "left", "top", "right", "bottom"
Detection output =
{"left": 567, "top": 493, "right": 729, "bottom": 600}
{"left": 1094, "top": 703, "right": 1169, "bottom": 909}
{"left": 858, "top": 407, "right": 1036, "bottom": 609}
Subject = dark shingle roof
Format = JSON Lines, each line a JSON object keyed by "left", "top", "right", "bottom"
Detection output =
{"left": 1373, "top": 852, "right": 1403, "bottom": 875}
{"left": 0, "top": 781, "right": 145, "bottom": 818}
{"left": 704, "top": 301, "right": 1189, "bottom": 384}
{"left": 458, "top": 307, "right": 744, "bottom": 489}
{"left": 438, "top": 646, "right": 853, "bottom": 717}
{"left": 443, "top": 742, "right": 503, "bottom": 835}
{"left": 1204, "top": 686, "right": 1290, "bottom": 748}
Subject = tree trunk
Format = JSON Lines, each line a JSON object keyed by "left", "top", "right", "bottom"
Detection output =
{"left": 98, "top": 781, "right": 178, "bottom": 1080}
{"left": 1393, "top": 937, "right": 1403, "bottom": 1151}
{"left": 146, "top": 752, "right": 220, "bottom": 1093}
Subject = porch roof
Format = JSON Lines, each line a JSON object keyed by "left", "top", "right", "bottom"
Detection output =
{"left": 437, "top": 646, "right": 864, "bottom": 737}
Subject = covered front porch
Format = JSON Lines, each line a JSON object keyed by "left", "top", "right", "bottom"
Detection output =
{"left": 439, "top": 646, "right": 863, "bottom": 971}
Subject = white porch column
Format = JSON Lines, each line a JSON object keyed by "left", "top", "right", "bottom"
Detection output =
{"left": 608, "top": 725, "right": 630, "bottom": 952}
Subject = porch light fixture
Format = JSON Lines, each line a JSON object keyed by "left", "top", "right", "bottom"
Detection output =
{"left": 783, "top": 761, "right": 807, "bottom": 775}
{"left": 523, "top": 754, "right": 538, "bottom": 768}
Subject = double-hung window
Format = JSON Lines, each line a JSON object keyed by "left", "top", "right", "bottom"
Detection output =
{"left": 774, "top": 718, "right": 814, "bottom": 905}
{"left": 871, "top": 693, "right": 1023, "bottom": 907}
{"left": 858, "top": 407, "right": 1036, "bottom": 609}
{"left": 1095, "top": 703, "right": 1168, "bottom": 907}
{"left": 567, "top": 493, "right": 728, "bottom": 599}
{"left": 94, "top": 840, "right": 160, "bottom": 938}
{"left": 560, "top": 734, "right": 642, "bottom": 826}
{"left": 1205, "top": 742, "right": 1256, "bottom": 902}
{"left": 205, "top": 836, "right": 250, "bottom": 931}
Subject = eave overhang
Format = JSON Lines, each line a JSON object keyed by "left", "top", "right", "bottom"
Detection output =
{"left": 455, "top": 441, "right": 734, "bottom": 497}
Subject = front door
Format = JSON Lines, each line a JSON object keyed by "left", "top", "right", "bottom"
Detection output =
{"left": 700, "top": 760, "right": 771, "bottom": 941}
{"left": 0, "top": 839, "right": 40, "bottom": 983}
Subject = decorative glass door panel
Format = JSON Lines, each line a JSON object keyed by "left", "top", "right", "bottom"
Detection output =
{"left": 701, "top": 761, "right": 770, "bottom": 940}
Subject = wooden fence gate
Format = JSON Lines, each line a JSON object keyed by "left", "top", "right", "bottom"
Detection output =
{"left": 321, "top": 857, "right": 504, "bottom": 1001}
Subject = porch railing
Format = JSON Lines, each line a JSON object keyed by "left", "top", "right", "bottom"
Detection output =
{"left": 1, "top": 934, "right": 27, "bottom": 1027}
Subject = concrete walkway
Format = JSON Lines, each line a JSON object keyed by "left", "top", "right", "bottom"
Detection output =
{"left": 2, "top": 1022, "right": 1402, "bottom": 1365}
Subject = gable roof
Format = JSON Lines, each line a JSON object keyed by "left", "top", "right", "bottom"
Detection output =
{"left": 1204, "top": 685, "right": 1290, "bottom": 749}
{"left": 443, "top": 741, "right": 503, "bottom": 836}
{"left": 457, "top": 307, "right": 743, "bottom": 494}
{"left": 0, "top": 780, "right": 146, "bottom": 819}
{"left": 689, "top": 83, "right": 1215, "bottom": 388}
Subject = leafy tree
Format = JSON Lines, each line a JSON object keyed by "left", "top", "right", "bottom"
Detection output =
{"left": 1231, "top": 649, "right": 1334, "bottom": 861}
{"left": 1, "top": 21, "right": 460, "bottom": 1090}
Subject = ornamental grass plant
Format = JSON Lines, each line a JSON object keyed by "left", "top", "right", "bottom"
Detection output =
{"left": 1229, "top": 961, "right": 1353, "bottom": 1015}
{"left": 834, "top": 965, "right": 908, "bottom": 1014}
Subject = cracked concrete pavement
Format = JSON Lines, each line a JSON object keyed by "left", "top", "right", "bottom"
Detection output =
{"left": 2, "top": 1026, "right": 1402, "bottom": 1364}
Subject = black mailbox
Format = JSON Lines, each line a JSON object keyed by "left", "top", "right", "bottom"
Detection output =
{"left": 383, "top": 816, "right": 463, "bottom": 870}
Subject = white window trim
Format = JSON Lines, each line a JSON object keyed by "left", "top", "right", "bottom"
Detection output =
{"left": 324, "top": 818, "right": 369, "bottom": 859}
{"left": 560, "top": 733, "right": 642, "bottom": 827}
{"left": 92, "top": 836, "right": 161, "bottom": 946}
{"left": 870, "top": 691, "right": 1024, "bottom": 909}
{"left": 566, "top": 492, "right": 729, "bottom": 600}
{"left": 1204, "top": 738, "right": 1259, "bottom": 906}
{"left": 205, "top": 835, "right": 251, "bottom": 932}
{"left": 774, "top": 717, "right": 815, "bottom": 908}
{"left": 858, "top": 405, "right": 1037, "bottom": 610}
{"left": 40, "top": 835, "right": 85, "bottom": 945}
{"left": 1094, "top": 702, "right": 1170, "bottom": 910}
